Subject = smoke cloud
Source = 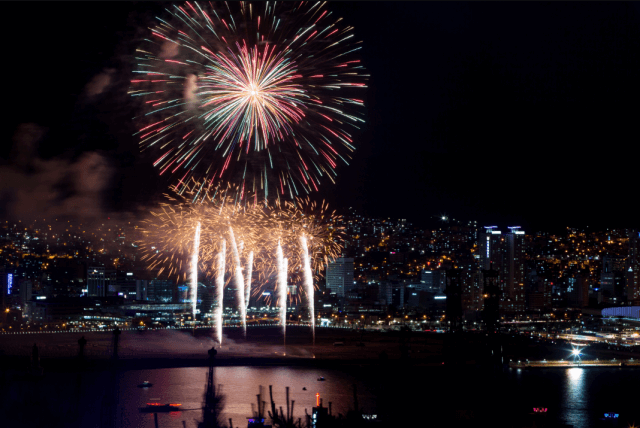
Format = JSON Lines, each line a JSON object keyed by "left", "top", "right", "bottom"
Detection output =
{"left": 84, "top": 68, "right": 115, "bottom": 97}
{"left": 159, "top": 40, "right": 179, "bottom": 59}
{"left": 0, "top": 123, "right": 113, "bottom": 221}
{"left": 184, "top": 74, "right": 198, "bottom": 109}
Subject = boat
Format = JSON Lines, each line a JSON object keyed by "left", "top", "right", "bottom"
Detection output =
{"left": 247, "top": 417, "right": 272, "bottom": 428}
{"left": 317, "top": 376, "right": 326, "bottom": 381}
{"left": 139, "top": 403, "right": 182, "bottom": 413}
{"left": 138, "top": 381, "right": 153, "bottom": 388}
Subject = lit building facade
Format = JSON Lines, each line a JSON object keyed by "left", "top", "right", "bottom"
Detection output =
{"left": 600, "top": 256, "right": 626, "bottom": 303}
{"left": 627, "top": 230, "right": 640, "bottom": 302}
{"left": 420, "top": 269, "right": 446, "bottom": 292}
{"left": 326, "top": 257, "right": 354, "bottom": 297}
{"left": 87, "top": 267, "right": 116, "bottom": 298}
{"left": 506, "top": 227, "right": 526, "bottom": 314}
{"left": 567, "top": 274, "right": 589, "bottom": 308}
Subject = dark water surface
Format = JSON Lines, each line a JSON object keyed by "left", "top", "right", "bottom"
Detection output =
{"left": 1, "top": 365, "right": 376, "bottom": 428}
{"left": 3, "top": 365, "right": 640, "bottom": 427}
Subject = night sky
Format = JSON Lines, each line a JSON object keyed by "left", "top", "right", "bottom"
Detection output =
{"left": 2, "top": 2, "right": 640, "bottom": 233}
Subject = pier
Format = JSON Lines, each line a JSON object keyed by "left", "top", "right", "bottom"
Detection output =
{"left": 510, "top": 359, "right": 640, "bottom": 369}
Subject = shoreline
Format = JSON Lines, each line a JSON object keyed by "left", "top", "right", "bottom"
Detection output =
{"left": 1, "top": 352, "right": 450, "bottom": 374}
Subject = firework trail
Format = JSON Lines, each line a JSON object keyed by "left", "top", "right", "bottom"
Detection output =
{"left": 191, "top": 221, "right": 201, "bottom": 320}
{"left": 131, "top": 1, "right": 367, "bottom": 203}
{"left": 215, "top": 239, "right": 226, "bottom": 345}
{"left": 277, "top": 243, "right": 287, "bottom": 336}
{"left": 300, "top": 234, "right": 315, "bottom": 345}
{"left": 245, "top": 250, "right": 253, "bottom": 310}
{"left": 228, "top": 226, "right": 246, "bottom": 337}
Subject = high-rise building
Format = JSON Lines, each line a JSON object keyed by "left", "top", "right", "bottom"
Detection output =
{"left": 527, "top": 278, "right": 553, "bottom": 312}
{"left": 391, "top": 283, "right": 405, "bottom": 309}
{"left": 478, "top": 227, "right": 505, "bottom": 271}
{"left": 87, "top": 267, "right": 116, "bottom": 297}
{"left": 482, "top": 269, "right": 500, "bottom": 332}
{"left": 378, "top": 281, "right": 392, "bottom": 306}
{"left": 601, "top": 256, "right": 626, "bottom": 303}
{"left": 378, "top": 281, "right": 405, "bottom": 309}
{"left": 567, "top": 274, "right": 589, "bottom": 308}
{"left": 136, "top": 280, "right": 148, "bottom": 301}
{"left": 461, "top": 269, "right": 481, "bottom": 318}
{"left": 326, "top": 258, "right": 354, "bottom": 297}
{"left": 117, "top": 272, "right": 137, "bottom": 299}
{"left": 478, "top": 226, "right": 511, "bottom": 314}
{"left": 149, "top": 279, "right": 175, "bottom": 303}
{"left": 627, "top": 230, "right": 640, "bottom": 302}
{"left": 506, "top": 227, "right": 526, "bottom": 314}
{"left": 445, "top": 270, "right": 463, "bottom": 332}
{"left": 420, "top": 269, "right": 446, "bottom": 292}
{"left": 19, "top": 279, "right": 32, "bottom": 307}
{"left": 1, "top": 269, "right": 11, "bottom": 310}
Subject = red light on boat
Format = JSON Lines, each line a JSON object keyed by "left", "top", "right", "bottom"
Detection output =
{"left": 169, "top": 403, "right": 182, "bottom": 407}
{"left": 146, "top": 403, "right": 161, "bottom": 406}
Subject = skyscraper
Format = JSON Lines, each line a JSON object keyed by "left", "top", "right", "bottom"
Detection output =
{"left": 567, "top": 274, "right": 589, "bottom": 308}
{"left": 420, "top": 269, "right": 446, "bottom": 292}
{"left": 19, "top": 279, "right": 32, "bottom": 307}
{"left": 601, "top": 256, "right": 626, "bottom": 303}
{"left": 445, "top": 270, "right": 463, "bottom": 332}
{"left": 87, "top": 267, "right": 116, "bottom": 297}
{"left": 478, "top": 226, "right": 508, "bottom": 314}
{"left": 326, "top": 258, "right": 354, "bottom": 297}
{"left": 506, "top": 227, "right": 526, "bottom": 314}
{"left": 0, "top": 268, "right": 8, "bottom": 310}
{"left": 627, "top": 230, "right": 640, "bottom": 302}
{"left": 482, "top": 269, "right": 501, "bottom": 332}
{"left": 478, "top": 227, "right": 505, "bottom": 272}
{"left": 148, "top": 279, "right": 175, "bottom": 303}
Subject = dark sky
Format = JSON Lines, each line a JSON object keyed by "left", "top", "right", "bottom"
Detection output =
{"left": 2, "top": 2, "right": 640, "bottom": 233}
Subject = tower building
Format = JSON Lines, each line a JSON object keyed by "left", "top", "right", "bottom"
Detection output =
{"left": 87, "top": 267, "right": 116, "bottom": 298}
{"left": 326, "top": 258, "right": 354, "bottom": 298}
{"left": 506, "top": 227, "right": 526, "bottom": 314}
{"left": 628, "top": 230, "right": 640, "bottom": 302}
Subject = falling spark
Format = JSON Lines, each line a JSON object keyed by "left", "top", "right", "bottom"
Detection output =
{"left": 229, "top": 226, "right": 246, "bottom": 337}
{"left": 301, "top": 234, "right": 315, "bottom": 345}
{"left": 191, "top": 222, "right": 201, "bottom": 320}
{"left": 277, "top": 243, "right": 287, "bottom": 336}
{"left": 215, "top": 239, "right": 226, "bottom": 345}
{"left": 245, "top": 251, "right": 254, "bottom": 310}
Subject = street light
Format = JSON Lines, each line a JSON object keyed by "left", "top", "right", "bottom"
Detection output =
{"left": 570, "top": 346, "right": 583, "bottom": 365}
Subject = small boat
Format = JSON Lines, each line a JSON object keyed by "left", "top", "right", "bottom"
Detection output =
{"left": 317, "top": 377, "right": 325, "bottom": 381}
{"left": 138, "top": 381, "right": 153, "bottom": 388}
{"left": 139, "top": 403, "right": 182, "bottom": 413}
{"left": 247, "top": 417, "right": 269, "bottom": 428}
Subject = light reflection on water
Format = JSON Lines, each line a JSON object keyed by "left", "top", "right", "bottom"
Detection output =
{"left": 6, "top": 365, "right": 640, "bottom": 427}
{"left": 563, "top": 368, "right": 587, "bottom": 427}
{"left": 120, "top": 366, "right": 376, "bottom": 428}
{"left": 0, "top": 366, "right": 376, "bottom": 428}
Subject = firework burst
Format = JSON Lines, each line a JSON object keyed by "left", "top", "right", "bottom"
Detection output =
{"left": 131, "top": 1, "right": 367, "bottom": 203}
{"left": 138, "top": 192, "right": 344, "bottom": 308}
